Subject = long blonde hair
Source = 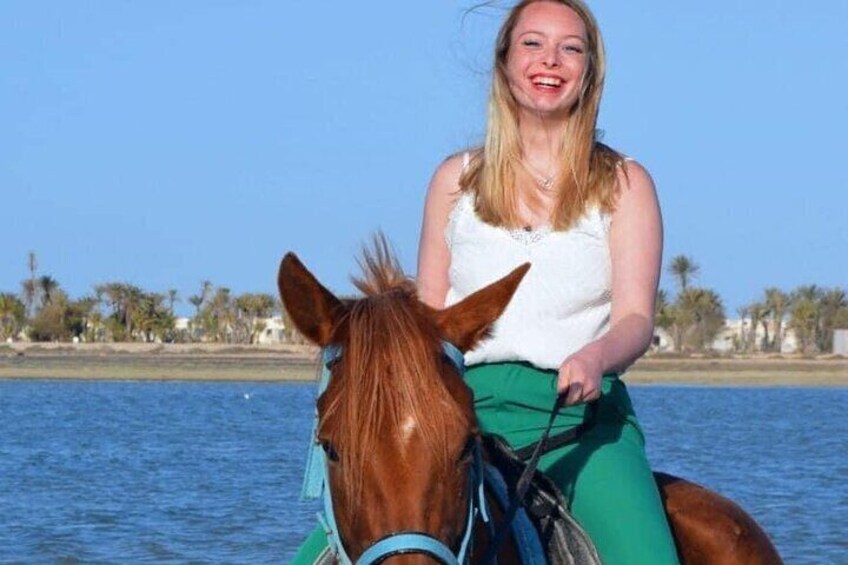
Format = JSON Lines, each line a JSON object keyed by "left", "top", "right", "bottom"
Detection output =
{"left": 461, "top": 0, "right": 624, "bottom": 230}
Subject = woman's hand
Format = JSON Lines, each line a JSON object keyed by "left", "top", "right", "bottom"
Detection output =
{"left": 557, "top": 344, "right": 604, "bottom": 406}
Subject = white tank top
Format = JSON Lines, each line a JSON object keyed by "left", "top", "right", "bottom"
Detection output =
{"left": 444, "top": 160, "right": 613, "bottom": 370}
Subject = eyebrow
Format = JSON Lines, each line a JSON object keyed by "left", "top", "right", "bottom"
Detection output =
{"left": 516, "top": 31, "right": 587, "bottom": 43}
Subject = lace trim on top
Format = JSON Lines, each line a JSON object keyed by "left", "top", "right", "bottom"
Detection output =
{"left": 446, "top": 191, "right": 606, "bottom": 248}
{"left": 505, "top": 224, "right": 552, "bottom": 245}
{"left": 449, "top": 152, "right": 613, "bottom": 247}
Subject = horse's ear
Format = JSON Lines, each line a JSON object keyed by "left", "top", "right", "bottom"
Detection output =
{"left": 278, "top": 252, "right": 346, "bottom": 347}
{"left": 434, "top": 263, "right": 530, "bottom": 352}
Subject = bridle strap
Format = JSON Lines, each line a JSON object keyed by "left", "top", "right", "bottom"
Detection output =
{"left": 327, "top": 439, "right": 484, "bottom": 565}
{"left": 441, "top": 341, "right": 466, "bottom": 377}
{"left": 317, "top": 341, "right": 485, "bottom": 565}
{"left": 357, "top": 532, "right": 460, "bottom": 565}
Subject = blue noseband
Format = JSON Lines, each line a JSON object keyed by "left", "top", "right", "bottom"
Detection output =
{"left": 305, "top": 342, "right": 488, "bottom": 565}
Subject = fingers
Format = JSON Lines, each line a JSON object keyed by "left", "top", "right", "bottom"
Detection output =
{"left": 558, "top": 364, "right": 601, "bottom": 406}
{"left": 563, "top": 380, "right": 599, "bottom": 405}
{"left": 565, "top": 380, "right": 582, "bottom": 406}
{"left": 583, "top": 384, "right": 600, "bottom": 402}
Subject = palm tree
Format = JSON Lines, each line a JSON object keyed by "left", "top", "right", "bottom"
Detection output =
{"left": 188, "top": 280, "right": 213, "bottom": 341}
{"left": 72, "top": 295, "right": 100, "bottom": 342}
{"left": 96, "top": 282, "right": 144, "bottom": 341}
{"left": 167, "top": 289, "right": 179, "bottom": 315}
{"left": 20, "top": 279, "right": 37, "bottom": 322}
{"left": 764, "top": 288, "right": 791, "bottom": 353}
{"left": 736, "top": 305, "right": 750, "bottom": 353}
{"left": 677, "top": 288, "right": 725, "bottom": 351}
{"left": 29, "top": 288, "right": 72, "bottom": 342}
{"left": 123, "top": 285, "right": 144, "bottom": 339}
{"left": 655, "top": 289, "right": 673, "bottom": 330}
{"left": 668, "top": 255, "right": 700, "bottom": 292}
{"left": 204, "top": 287, "right": 234, "bottom": 342}
{"left": 818, "top": 288, "right": 848, "bottom": 352}
{"left": 134, "top": 292, "right": 174, "bottom": 343}
{"left": 25, "top": 251, "right": 38, "bottom": 318}
{"left": 789, "top": 286, "right": 823, "bottom": 353}
{"left": 0, "top": 293, "right": 26, "bottom": 341}
{"left": 188, "top": 295, "right": 204, "bottom": 315}
{"left": 747, "top": 302, "right": 768, "bottom": 352}
{"left": 38, "top": 275, "right": 60, "bottom": 308}
{"left": 235, "top": 293, "right": 277, "bottom": 344}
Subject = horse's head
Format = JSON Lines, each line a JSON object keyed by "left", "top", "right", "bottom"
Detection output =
{"left": 279, "top": 240, "right": 528, "bottom": 562}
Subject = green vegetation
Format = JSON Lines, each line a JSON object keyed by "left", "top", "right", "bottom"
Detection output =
{"left": 733, "top": 285, "right": 848, "bottom": 355}
{"left": 656, "top": 255, "right": 725, "bottom": 352}
{"left": 3, "top": 251, "right": 846, "bottom": 352}
{"left": 2, "top": 252, "right": 281, "bottom": 344}
{"left": 0, "top": 293, "right": 26, "bottom": 341}
{"left": 656, "top": 254, "right": 847, "bottom": 354}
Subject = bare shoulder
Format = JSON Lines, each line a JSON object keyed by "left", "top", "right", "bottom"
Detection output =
{"left": 428, "top": 152, "right": 466, "bottom": 198}
{"left": 617, "top": 158, "right": 656, "bottom": 195}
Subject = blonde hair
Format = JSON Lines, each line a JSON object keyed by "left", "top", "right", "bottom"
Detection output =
{"left": 461, "top": 0, "right": 624, "bottom": 230}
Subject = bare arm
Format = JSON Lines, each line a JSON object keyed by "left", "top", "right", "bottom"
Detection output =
{"left": 416, "top": 154, "right": 465, "bottom": 309}
{"left": 559, "top": 160, "right": 663, "bottom": 403}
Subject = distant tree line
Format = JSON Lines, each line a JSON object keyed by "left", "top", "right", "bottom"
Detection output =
{"left": 2, "top": 252, "right": 846, "bottom": 352}
{"left": 0, "top": 252, "right": 290, "bottom": 344}
{"left": 655, "top": 255, "right": 848, "bottom": 354}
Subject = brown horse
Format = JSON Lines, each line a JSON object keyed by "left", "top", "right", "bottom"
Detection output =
{"left": 279, "top": 244, "right": 782, "bottom": 564}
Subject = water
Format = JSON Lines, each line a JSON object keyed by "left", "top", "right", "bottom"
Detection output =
{"left": 1, "top": 380, "right": 846, "bottom": 564}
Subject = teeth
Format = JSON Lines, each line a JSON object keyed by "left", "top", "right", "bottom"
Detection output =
{"left": 533, "top": 77, "right": 562, "bottom": 87}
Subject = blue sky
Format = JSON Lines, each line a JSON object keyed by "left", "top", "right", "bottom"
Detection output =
{"left": 2, "top": 1, "right": 846, "bottom": 316}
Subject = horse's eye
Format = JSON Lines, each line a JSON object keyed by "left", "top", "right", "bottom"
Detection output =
{"left": 325, "top": 356, "right": 341, "bottom": 371}
{"left": 320, "top": 440, "right": 340, "bottom": 462}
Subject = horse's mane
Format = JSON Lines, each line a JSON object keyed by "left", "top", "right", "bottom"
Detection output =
{"left": 319, "top": 236, "right": 469, "bottom": 506}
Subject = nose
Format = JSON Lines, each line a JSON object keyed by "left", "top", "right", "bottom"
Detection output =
{"left": 542, "top": 45, "right": 561, "bottom": 68}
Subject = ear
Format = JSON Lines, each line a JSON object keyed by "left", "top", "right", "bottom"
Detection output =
{"left": 434, "top": 263, "right": 530, "bottom": 352}
{"left": 278, "top": 252, "right": 346, "bottom": 346}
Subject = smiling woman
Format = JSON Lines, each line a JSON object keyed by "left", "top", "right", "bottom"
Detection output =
{"left": 415, "top": 0, "right": 679, "bottom": 563}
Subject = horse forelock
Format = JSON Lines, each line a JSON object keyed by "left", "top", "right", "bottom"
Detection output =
{"left": 350, "top": 235, "right": 415, "bottom": 297}
{"left": 320, "top": 282, "right": 470, "bottom": 509}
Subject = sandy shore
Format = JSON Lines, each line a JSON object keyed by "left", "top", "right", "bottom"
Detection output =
{"left": 1, "top": 343, "right": 846, "bottom": 386}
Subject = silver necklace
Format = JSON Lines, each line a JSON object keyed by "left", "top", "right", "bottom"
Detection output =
{"left": 521, "top": 159, "right": 557, "bottom": 191}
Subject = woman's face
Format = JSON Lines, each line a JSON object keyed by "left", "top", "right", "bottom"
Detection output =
{"left": 504, "top": 1, "right": 589, "bottom": 120}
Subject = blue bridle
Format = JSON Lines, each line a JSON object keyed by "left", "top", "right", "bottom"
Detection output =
{"left": 308, "top": 342, "right": 490, "bottom": 565}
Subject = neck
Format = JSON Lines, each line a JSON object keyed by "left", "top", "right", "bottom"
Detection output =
{"left": 517, "top": 112, "right": 567, "bottom": 170}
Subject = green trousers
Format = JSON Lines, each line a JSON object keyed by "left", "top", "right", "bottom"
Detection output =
{"left": 467, "top": 362, "right": 679, "bottom": 565}
{"left": 291, "top": 362, "right": 679, "bottom": 564}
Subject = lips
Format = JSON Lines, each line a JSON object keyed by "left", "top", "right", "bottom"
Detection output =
{"left": 530, "top": 74, "right": 564, "bottom": 90}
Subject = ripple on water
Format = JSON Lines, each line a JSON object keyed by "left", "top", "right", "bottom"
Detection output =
{"left": 1, "top": 381, "right": 844, "bottom": 563}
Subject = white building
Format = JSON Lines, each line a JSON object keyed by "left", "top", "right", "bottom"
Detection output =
{"left": 174, "top": 316, "right": 287, "bottom": 344}
{"left": 834, "top": 329, "right": 848, "bottom": 355}
{"left": 653, "top": 318, "right": 801, "bottom": 354}
{"left": 255, "top": 316, "right": 286, "bottom": 345}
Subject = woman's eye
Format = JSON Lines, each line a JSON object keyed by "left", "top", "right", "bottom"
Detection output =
{"left": 522, "top": 39, "right": 542, "bottom": 48}
{"left": 562, "top": 44, "right": 584, "bottom": 54}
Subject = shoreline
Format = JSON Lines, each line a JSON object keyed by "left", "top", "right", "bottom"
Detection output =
{"left": 1, "top": 343, "right": 846, "bottom": 386}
